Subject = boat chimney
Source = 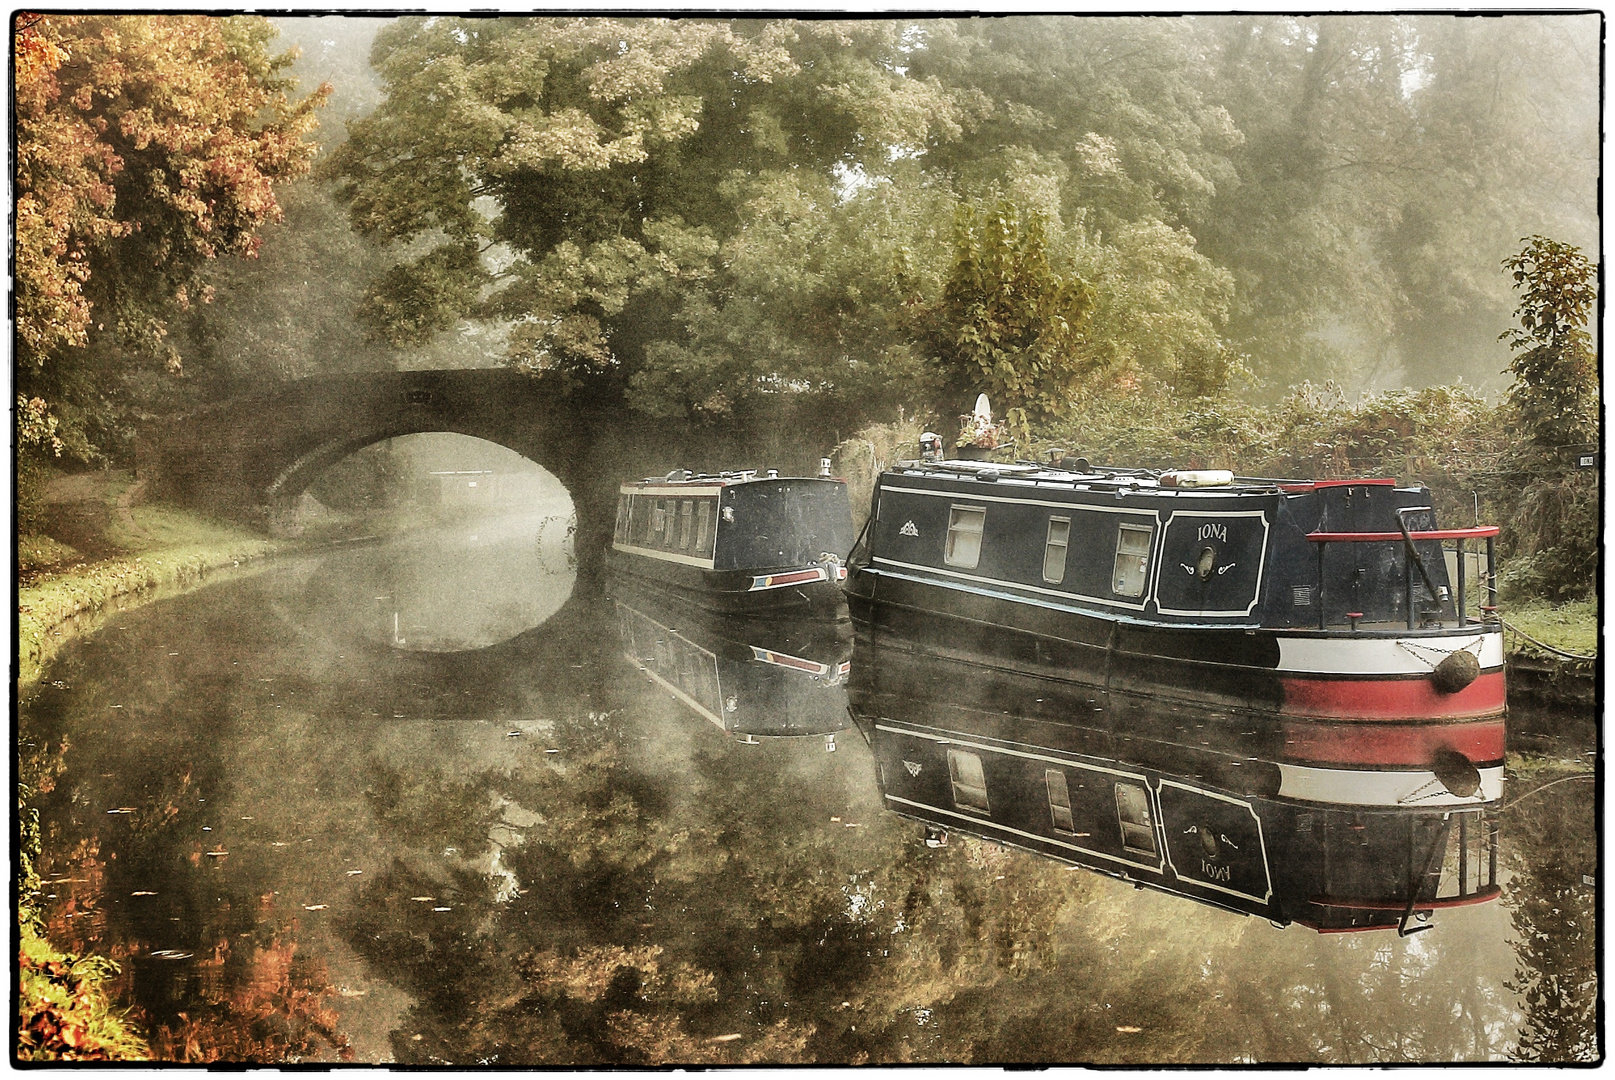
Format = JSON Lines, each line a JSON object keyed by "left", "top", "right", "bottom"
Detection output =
{"left": 767, "top": 468, "right": 779, "bottom": 479}
{"left": 819, "top": 457, "right": 832, "bottom": 478}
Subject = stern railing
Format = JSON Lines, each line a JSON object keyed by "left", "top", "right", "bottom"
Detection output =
{"left": 1304, "top": 520, "right": 1499, "bottom": 631}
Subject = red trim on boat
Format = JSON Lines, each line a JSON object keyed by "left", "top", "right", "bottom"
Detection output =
{"left": 1282, "top": 718, "right": 1505, "bottom": 766}
{"left": 1280, "top": 671, "right": 1506, "bottom": 720}
{"left": 748, "top": 567, "right": 829, "bottom": 591}
{"left": 750, "top": 648, "right": 829, "bottom": 674}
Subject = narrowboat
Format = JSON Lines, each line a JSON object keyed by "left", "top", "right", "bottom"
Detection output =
{"left": 610, "top": 466, "right": 854, "bottom": 616}
{"left": 612, "top": 578, "right": 852, "bottom": 741}
{"left": 847, "top": 449, "right": 1505, "bottom": 797}
{"left": 849, "top": 630, "right": 1501, "bottom": 933}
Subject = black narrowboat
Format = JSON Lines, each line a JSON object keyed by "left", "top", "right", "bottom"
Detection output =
{"left": 849, "top": 631, "right": 1501, "bottom": 933}
{"left": 847, "top": 452, "right": 1505, "bottom": 792}
{"left": 612, "top": 579, "right": 852, "bottom": 741}
{"left": 610, "top": 468, "right": 854, "bottom": 616}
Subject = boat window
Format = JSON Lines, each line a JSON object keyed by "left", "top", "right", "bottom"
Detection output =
{"left": 652, "top": 499, "right": 668, "bottom": 546}
{"left": 615, "top": 495, "right": 629, "bottom": 544}
{"left": 1045, "top": 769, "right": 1075, "bottom": 833}
{"left": 947, "top": 749, "right": 990, "bottom": 813}
{"left": 1043, "top": 517, "right": 1071, "bottom": 584}
{"left": 1112, "top": 524, "right": 1153, "bottom": 597}
{"left": 695, "top": 499, "right": 711, "bottom": 554}
{"left": 944, "top": 506, "right": 987, "bottom": 569}
{"left": 628, "top": 495, "right": 650, "bottom": 545}
{"left": 679, "top": 500, "right": 694, "bottom": 549}
{"left": 1115, "top": 782, "right": 1157, "bottom": 856}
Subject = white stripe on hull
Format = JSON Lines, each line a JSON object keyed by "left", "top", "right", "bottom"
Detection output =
{"left": 1276, "top": 630, "right": 1503, "bottom": 676}
{"left": 612, "top": 542, "right": 718, "bottom": 570}
{"left": 1277, "top": 763, "right": 1503, "bottom": 807}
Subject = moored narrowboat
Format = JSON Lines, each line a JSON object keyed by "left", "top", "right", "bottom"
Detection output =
{"left": 610, "top": 467, "right": 854, "bottom": 616}
{"left": 847, "top": 447, "right": 1505, "bottom": 792}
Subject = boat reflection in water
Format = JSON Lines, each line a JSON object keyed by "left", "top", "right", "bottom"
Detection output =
{"left": 848, "top": 628, "right": 1501, "bottom": 934}
{"left": 610, "top": 578, "right": 852, "bottom": 743}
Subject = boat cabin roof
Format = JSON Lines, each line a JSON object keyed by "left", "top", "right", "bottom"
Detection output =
{"left": 886, "top": 458, "right": 1405, "bottom": 496}
{"left": 622, "top": 470, "right": 841, "bottom": 491}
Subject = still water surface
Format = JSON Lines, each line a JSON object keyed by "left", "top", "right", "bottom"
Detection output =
{"left": 19, "top": 515, "right": 1596, "bottom": 1064}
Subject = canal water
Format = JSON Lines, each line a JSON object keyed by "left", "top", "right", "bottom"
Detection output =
{"left": 18, "top": 513, "right": 1597, "bottom": 1064}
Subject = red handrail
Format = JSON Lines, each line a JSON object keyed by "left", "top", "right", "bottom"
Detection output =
{"left": 1307, "top": 526, "right": 1499, "bottom": 543}
{"left": 1308, "top": 885, "right": 1501, "bottom": 910}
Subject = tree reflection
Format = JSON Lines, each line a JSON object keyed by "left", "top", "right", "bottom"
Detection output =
{"left": 1502, "top": 765, "right": 1597, "bottom": 1061}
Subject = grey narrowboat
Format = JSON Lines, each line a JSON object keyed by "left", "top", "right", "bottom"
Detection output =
{"left": 611, "top": 467, "right": 853, "bottom": 616}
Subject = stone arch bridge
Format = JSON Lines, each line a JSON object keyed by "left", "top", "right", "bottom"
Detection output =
{"left": 137, "top": 369, "right": 766, "bottom": 581}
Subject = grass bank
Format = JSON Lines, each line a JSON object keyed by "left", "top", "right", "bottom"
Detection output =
{"left": 18, "top": 497, "right": 289, "bottom": 692}
{"left": 1504, "top": 598, "right": 1598, "bottom": 661}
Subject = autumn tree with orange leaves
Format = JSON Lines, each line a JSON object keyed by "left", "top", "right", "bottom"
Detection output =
{"left": 13, "top": 13, "right": 327, "bottom": 464}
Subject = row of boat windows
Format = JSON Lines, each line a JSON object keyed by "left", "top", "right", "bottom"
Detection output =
{"left": 946, "top": 750, "right": 1159, "bottom": 857}
{"left": 943, "top": 506, "right": 1154, "bottom": 598}
{"left": 616, "top": 493, "right": 719, "bottom": 558}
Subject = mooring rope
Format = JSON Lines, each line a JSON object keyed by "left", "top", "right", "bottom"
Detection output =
{"left": 1498, "top": 772, "right": 1596, "bottom": 811}
{"left": 1501, "top": 618, "right": 1598, "bottom": 662}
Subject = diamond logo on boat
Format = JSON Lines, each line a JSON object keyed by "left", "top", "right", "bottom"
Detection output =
{"left": 899, "top": 520, "right": 919, "bottom": 537}
{"left": 903, "top": 760, "right": 922, "bottom": 776}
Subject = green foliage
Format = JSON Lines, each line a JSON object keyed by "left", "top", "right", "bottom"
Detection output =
{"left": 324, "top": 16, "right": 972, "bottom": 415}
{"left": 929, "top": 198, "right": 1094, "bottom": 422}
{"left": 1504, "top": 598, "right": 1598, "bottom": 661}
{"left": 1489, "top": 236, "right": 1599, "bottom": 601}
{"left": 18, "top": 786, "right": 149, "bottom": 1061}
{"left": 1499, "top": 236, "right": 1598, "bottom": 449}
{"left": 1034, "top": 380, "right": 1508, "bottom": 528}
{"left": 1496, "top": 471, "right": 1600, "bottom": 603}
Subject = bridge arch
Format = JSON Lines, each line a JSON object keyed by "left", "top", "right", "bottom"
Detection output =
{"left": 139, "top": 369, "right": 621, "bottom": 577}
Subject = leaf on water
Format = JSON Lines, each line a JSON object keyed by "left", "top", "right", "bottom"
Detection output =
{"left": 131, "top": 891, "right": 156, "bottom": 896}
{"left": 1116, "top": 1026, "right": 1142, "bottom": 1034}
{"left": 432, "top": 906, "right": 452, "bottom": 912}
{"left": 268, "top": 841, "right": 290, "bottom": 847}
{"left": 346, "top": 869, "right": 363, "bottom": 876}
{"left": 205, "top": 850, "right": 229, "bottom": 857}
{"left": 506, "top": 730, "right": 523, "bottom": 737}
{"left": 708, "top": 1034, "right": 743, "bottom": 1043}
{"left": 303, "top": 904, "right": 328, "bottom": 911}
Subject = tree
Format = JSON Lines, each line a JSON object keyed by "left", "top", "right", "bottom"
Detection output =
{"left": 926, "top": 198, "right": 1095, "bottom": 425}
{"left": 323, "top": 17, "right": 970, "bottom": 413}
{"left": 13, "top": 13, "right": 328, "bottom": 462}
{"left": 1493, "top": 236, "right": 1598, "bottom": 601}
{"left": 1499, "top": 236, "right": 1597, "bottom": 450}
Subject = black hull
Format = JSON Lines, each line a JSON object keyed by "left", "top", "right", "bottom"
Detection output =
{"left": 849, "top": 567, "right": 1282, "bottom": 721}
{"left": 609, "top": 547, "right": 848, "bottom": 618}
